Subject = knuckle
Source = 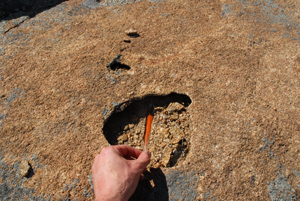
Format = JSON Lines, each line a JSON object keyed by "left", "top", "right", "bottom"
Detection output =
{"left": 100, "top": 147, "right": 111, "bottom": 155}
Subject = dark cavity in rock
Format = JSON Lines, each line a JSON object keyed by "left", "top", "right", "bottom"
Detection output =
{"left": 0, "top": 0, "right": 67, "bottom": 20}
{"left": 107, "top": 54, "right": 130, "bottom": 71}
{"left": 102, "top": 93, "right": 192, "bottom": 168}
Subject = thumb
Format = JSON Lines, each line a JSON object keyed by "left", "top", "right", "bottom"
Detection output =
{"left": 133, "top": 151, "right": 151, "bottom": 172}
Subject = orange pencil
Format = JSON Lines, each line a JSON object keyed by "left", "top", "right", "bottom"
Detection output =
{"left": 144, "top": 103, "right": 154, "bottom": 150}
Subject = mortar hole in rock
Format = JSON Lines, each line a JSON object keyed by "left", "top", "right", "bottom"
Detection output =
{"left": 107, "top": 54, "right": 130, "bottom": 71}
{"left": 103, "top": 93, "right": 192, "bottom": 168}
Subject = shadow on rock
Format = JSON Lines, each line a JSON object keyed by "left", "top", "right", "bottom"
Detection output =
{"left": 102, "top": 93, "right": 192, "bottom": 145}
{"left": 130, "top": 168, "right": 169, "bottom": 201}
{"left": 107, "top": 54, "right": 131, "bottom": 71}
{"left": 0, "top": 0, "right": 67, "bottom": 21}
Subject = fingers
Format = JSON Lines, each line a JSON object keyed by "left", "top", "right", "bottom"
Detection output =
{"left": 114, "top": 145, "right": 143, "bottom": 159}
{"left": 138, "top": 150, "right": 151, "bottom": 164}
{"left": 111, "top": 145, "right": 151, "bottom": 172}
{"left": 132, "top": 151, "right": 151, "bottom": 172}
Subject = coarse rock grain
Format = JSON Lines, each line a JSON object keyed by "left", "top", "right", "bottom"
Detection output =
{"left": 1, "top": 0, "right": 300, "bottom": 200}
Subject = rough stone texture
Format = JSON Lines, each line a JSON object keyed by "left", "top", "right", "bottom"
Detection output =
{"left": 166, "top": 170, "right": 199, "bottom": 200}
{"left": 1, "top": 0, "right": 300, "bottom": 200}
{"left": 19, "top": 160, "right": 31, "bottom": 177}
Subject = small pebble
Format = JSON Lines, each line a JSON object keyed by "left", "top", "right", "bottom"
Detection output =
{"left": 170, "top": 113, "right": 179, "bottom": 121}
{"left": 125, "top": 29, "right": 140, "bottom": 38}
{"left": 119, "top": 134, "right": 128, "bottom": 143}
{"left": 124, "top": 125, "right": 129, "bottom": 131}
{"left": 20, "top": 160, "right": 31, "bottom": 177}
{"left": 166, "top": 102, "right": 185, "bottom": 113}
{"left": 125, "top": 29, "right": 138, "bottom": 35}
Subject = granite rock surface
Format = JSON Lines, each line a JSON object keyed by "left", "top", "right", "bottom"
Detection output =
{"left": 0, "top": 0, "right": 300, "bottom": 200}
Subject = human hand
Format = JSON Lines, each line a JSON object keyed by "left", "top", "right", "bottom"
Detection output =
{"left": 92, "top": 145, "right": 151, "bottom": 201}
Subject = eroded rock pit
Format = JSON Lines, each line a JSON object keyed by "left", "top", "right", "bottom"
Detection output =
{"left": 103, "top": 93, "right": 192, "bottom": 168}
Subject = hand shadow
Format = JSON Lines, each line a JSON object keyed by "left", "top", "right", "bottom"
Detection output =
{"left": 129, "top": 168, "right": 169, "bottom": 201}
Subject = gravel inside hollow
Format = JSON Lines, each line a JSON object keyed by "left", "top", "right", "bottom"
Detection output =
{"left": 117, "top": 102, "right": 191, "bottom": 168}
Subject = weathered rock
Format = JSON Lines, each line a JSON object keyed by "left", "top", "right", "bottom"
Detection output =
{"left": 125, "top": 29, "right": 140, "bottom": 38}
{"left": 165, "top": 102, "right": 185, "bottom": 114}
{"left": 19, "top": 160, "right": 31, "bottom": 177}
{"left": 161, "top": 146, "right": 172, "bottom": 167}
{"left": 118, "top": 134, "right": 128, "bottom": 143}
{"left": 1, "top": 0, "right": 300, "bottom": 200}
